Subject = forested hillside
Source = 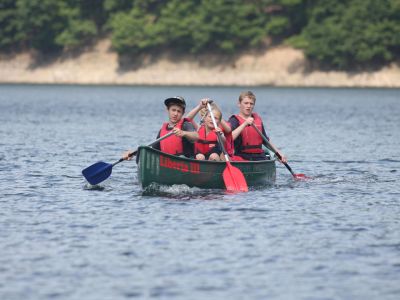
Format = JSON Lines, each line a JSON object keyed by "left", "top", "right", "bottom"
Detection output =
{"left": 1, "top": 0, "right": 399, "bottom": 70}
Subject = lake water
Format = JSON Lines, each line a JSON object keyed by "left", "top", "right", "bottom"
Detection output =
{"left": 0, "top": 84, "right": 399, "bottom": 300}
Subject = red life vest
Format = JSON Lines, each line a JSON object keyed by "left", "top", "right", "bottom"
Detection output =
{"left": 195, "top": 124, "right": 233, "bottom": 156}
{"left": 194, "top": 125, "right": 219, "bottom": 155}
{"left": 224, "top": 131, "right": 234, "bottom": 157}
{"left": 236, "top": 112, "right": 264, "bottom": 154}
{"left": 159, "top": 118, "right": 187, "bottom": 155}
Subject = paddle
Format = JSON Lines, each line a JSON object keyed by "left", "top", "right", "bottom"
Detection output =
{"left": 82, "top": 132, "right": 174, "bottom": 185}
{"left": 206, "top": 103, "right": 248, "bottom": 192}
{"left": 251, "top": 124, "right": 307, "bottom": 180}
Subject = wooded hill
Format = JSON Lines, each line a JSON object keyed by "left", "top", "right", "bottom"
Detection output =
{"left": 1, "top": 0, "right": 399, "bottom": 70}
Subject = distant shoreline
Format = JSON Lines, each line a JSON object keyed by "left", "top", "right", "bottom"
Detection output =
{"left": 1, "top": 40, "right": 399, "bottom": 88}
{"left": 2, "top": 82, "right": 398, "bottom": 90}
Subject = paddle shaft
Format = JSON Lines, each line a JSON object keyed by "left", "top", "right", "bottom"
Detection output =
{"left": 251, "top": 124, "right": 297, "bottom": 177}
{"left": 82, "top": 132, "right": 176, "bottom": 185}
{"left": 206, "top": 103, "right": 230, "bottom": 161}
{"left": 113, "top": 131, "right": 175, "bottom": 166}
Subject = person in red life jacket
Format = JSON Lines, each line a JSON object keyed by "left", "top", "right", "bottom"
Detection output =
{"left": 153, "top": 96, "right": 199, "bottom": 157}
{"left": 228, "top": 91, "right": 287, "bottom": 162}
{"left": 186, "top": 99, "right": 232, "bottom": 161}
{"left": 123, "top": 96, "right": 198, "bottom": 160}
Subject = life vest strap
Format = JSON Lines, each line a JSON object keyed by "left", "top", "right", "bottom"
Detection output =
{"left": 197, "top": 139, "right": 217, "bottom": 144}
{"left": 240, "top": 145, "right": 262, "bottom": 150}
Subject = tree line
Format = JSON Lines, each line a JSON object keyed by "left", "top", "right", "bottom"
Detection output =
{"left": 0, "top": 0, "right": 399, "bottom": 69}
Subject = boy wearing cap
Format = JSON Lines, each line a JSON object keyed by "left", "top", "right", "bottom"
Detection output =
{"left": 123, "top": 96, "right": 198, "bottom": 160}
{"left": 152, "top": 96, "right": 198, "bottom": 158}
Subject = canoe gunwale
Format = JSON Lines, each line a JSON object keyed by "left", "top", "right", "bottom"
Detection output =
{"left": 136, "top": 146, "right": 276, "bottom": 165}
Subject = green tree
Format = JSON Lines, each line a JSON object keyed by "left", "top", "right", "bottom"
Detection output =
{"left": 0, "top": 0, "right": 102, "bottom": 52}
{"left": 14, "top": 0, "right": 66, "bottom": 51}
{"left": 55, "top": 1, "right": 99, "bottom": 49}
{"left": 1, "top": 0, "right": 398, "bottom": 69}
{"left": 0, "top": 0, "right": 20, "bottom": 50}
{"left": 288, "top": 0, "right": 400, "bottom": 69}
{"left": 108, "top": 0, "right": 267, "bottom": 54}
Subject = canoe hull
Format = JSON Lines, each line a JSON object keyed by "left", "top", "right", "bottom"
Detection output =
{"left": 137, "top": 146, "right": 276, "bottom": 189}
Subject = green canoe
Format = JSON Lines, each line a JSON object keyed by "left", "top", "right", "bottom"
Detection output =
{"left": 136, "top": 146, "right": 276, "bottom": 189}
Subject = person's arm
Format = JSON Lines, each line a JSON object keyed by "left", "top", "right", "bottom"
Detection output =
{"left": 185, "top": 105, "right": 200, "bottom": 131}
{"left": 266, "top": 140, "right": 287, "bottom": 163}
{"left": 228, "top": 116, "right": 240, "bottom": 140}
{"left": 214, "top": 127, "right": 226, "bottom": 143}
{"left": 261, "top": 124, "right": 269, "bottom": 142}
{"left": 260, "top": 124, "right": 287, "bottom": 163}
{"left": 152, "top": 130, "right": 161, "bottom": 150}
{"left": 185, "top": 101, "right": 203, "bottom": 120}
{"left": 220, "top": 119, "right": 231, "bottom": 133}
{"left": 231, "top": 117, "right": 254, "bottom": 141}
{"left": 185, "top": 98, "right": 211, "bottom": 130}
{"left": 175, "top": 121, "right": 199, "bottom": 142}
{"left": 181, "top": 130, "right": 199, "bottom": 142}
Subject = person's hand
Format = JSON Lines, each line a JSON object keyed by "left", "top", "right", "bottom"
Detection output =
{"left": 122, "top": 150, "right": 133, "bottom": 160}
{"left": 277, "top": 152, "right": 287, "bottom": 164}
{"left": 200, "top": 98, "right": 213, "bottom": 107}
{"left": 245, "top": 117, "right": 254, "bottom": 126}
{"left": 173, "top": 127, "right": 185, "bottom": 137}
{"left": 214, "top": 127, "right": 222, "bottom": 134}
{"left": 200, "top": 98, "right": 208, "bottom": 107}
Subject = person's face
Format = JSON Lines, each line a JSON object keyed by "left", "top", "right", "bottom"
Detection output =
{"left": 167, "top": 105, "right": 184, "bottom": 124}
{"left": 205, "top": 111, "right": 221, "bottom": 129}
{"left": 238, "top": 96, "right": 255, "bottom": 117}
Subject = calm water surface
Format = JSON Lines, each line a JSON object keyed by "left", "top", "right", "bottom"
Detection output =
{"left": 0, "top": 85, "right": 399, "bottom": 300}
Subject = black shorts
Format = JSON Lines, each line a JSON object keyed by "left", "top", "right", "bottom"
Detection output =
{"left": 197, "top": 145, "right": 222, "bottom": 159}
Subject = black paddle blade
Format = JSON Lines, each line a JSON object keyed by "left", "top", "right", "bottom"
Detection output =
{"left": 82, "top": 161, "right": 113, "bottom": 185}
{"left": 223, "top": 162, "right": 248, "bottom": 193}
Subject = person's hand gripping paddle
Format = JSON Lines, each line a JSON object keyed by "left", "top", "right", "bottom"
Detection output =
{"left": 251, "top": 124, "right": 308, "bottom": 180}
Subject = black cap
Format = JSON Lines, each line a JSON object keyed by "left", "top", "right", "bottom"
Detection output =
{"left": 164, "top": 96, "right": 186, "bottom": 110}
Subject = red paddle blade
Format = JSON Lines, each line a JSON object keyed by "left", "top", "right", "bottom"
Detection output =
{"left": 293, "top": 173, "right": 309, "bottom": 180}
{"left": 223, "top": 163, "right": 248, "bottom": 193}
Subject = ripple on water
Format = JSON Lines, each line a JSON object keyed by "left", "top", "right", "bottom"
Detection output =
{"left": 83, "top": 183, "right": 105, "bottom": 191}
{"left": 141, "top": 183, "right": 226, "bottom": 199}
{"left": 2, "top": 86, "right": 400, "bottom": 300}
